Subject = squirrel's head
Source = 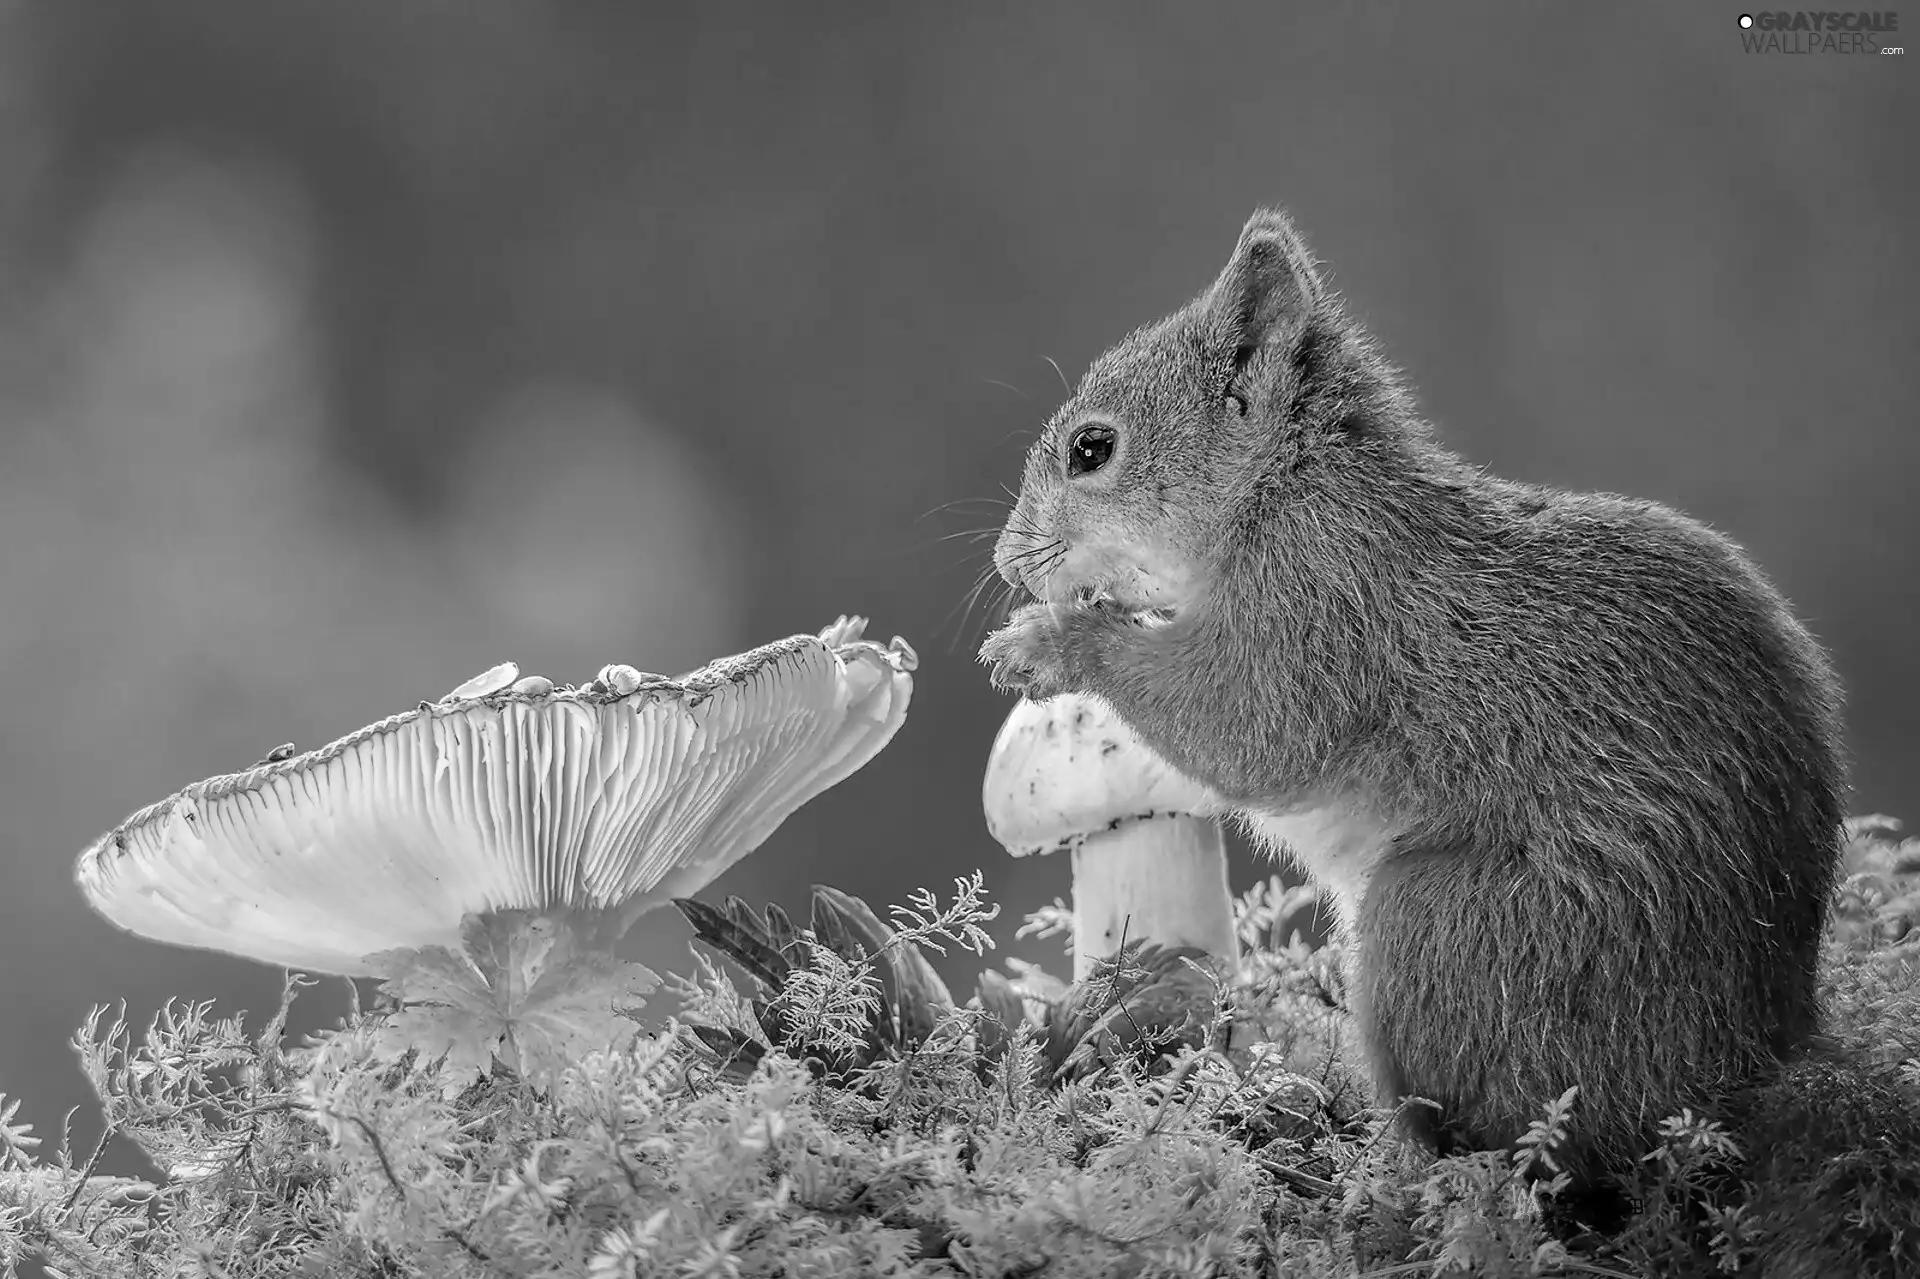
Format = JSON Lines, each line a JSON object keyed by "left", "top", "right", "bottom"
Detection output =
{"left": 993, "top": 207, "right": 1379, "bottom": 620}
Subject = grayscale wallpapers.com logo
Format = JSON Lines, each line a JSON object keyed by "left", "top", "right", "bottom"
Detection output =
{"left": 1738, "top": 10, "right": 1904, "bottom": 52}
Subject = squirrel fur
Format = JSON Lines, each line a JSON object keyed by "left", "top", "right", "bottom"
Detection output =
{"left": 979, "top": 208, "right": 1847, "bottom": 1189}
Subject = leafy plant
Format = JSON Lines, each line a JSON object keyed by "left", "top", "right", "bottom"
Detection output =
{"left": 365, "top": 912, "right": 661, "bottom": 1095}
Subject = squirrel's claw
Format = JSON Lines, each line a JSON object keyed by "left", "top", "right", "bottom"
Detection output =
{"left": 979, "top": 627, "right": 1037, "bottom": 693}
{"left": 987, "top": 662, "right": 1030, "bottom": 694}
{"left": 980, "top": 603, "right": 1073, "bottom": 698}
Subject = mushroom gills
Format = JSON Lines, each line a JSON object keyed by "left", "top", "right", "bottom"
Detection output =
{"left": 75, "top": 621, "right": 916, "bottom": 976}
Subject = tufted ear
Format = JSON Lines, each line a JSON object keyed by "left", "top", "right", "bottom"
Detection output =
{"left": 1205, "top": 208, "right": 1324, "bottom": 365}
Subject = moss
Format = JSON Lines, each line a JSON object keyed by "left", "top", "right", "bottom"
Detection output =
{"left": 3, "top": 820, "right": 1918, "bottom": 1278}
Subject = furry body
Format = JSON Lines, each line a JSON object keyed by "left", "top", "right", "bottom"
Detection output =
{"left": 980, "top": 209, "right": 1846, "bottom": 1184}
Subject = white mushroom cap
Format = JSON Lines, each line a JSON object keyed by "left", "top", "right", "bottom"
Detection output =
{"left": 76, "top": 617, "right": 917, "bottom": 976}
{"left": 982, "top": 694, "right": 1220, "bottom": 856}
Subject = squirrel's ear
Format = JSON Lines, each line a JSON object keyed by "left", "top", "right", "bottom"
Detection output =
{"left": 1205, "top": 208, "right": 1323, "bottom": 363}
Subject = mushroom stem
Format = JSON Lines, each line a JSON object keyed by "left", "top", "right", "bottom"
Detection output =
{"left": 1072, "top": 814, "right": 1235, "bottom": 981}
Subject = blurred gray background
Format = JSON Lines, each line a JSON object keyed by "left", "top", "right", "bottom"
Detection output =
{"left": 0, "top": 1, "right": 1913, "bottom": 1172}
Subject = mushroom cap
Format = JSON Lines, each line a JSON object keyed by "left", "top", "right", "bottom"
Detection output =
{"left": 981, "top": 693, "right": 1220, "bottom": 857}
{"left": 76, "top": 618, "right": 917, "bottom": 975}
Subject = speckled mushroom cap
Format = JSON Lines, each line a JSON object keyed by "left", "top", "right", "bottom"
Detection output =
{"left": 981, "top": 693, "right": 1220, "bottom": 857}
{"left": 76, "top": 617, "right": 917, "bottom": 975}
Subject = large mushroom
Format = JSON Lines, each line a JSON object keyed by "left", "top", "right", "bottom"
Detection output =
{"left": 982, "top": 693, "right": 1236, "bottom": 981}
{"left": 75, "top": 616, "right": 916, "bottom": 975}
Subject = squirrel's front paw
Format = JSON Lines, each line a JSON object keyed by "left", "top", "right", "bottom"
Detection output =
{"left": 979, "top": 603, "right": 1072, "bottom": 698}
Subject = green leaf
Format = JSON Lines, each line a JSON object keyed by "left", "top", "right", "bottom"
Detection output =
{"left": 762, "top": 901, "right": 799, "bottom": 958}
{"left": 363, "top": 944, "right": 489, "bottom": 1010}
{"left": 507, "top": 949, "right": 660, "bottom": 1088}
{"left": 379, "top": 998, "right": 503, "bottom": 1083}
{"left": 972, "top": 969, "right": 1028, "bottom": 1069}
{"left": 808, "top": 887, "right": 866, "bottom": 966}
{"left": 364, "top": 912, "right": 659, "bottom": 1091}
{"left": 674, "top": 897, "right": 792, "bottom": 991}
{"left": 1053, "top": 943, "right": 1216, "bottom": 1082}
{"left": 685, "top": 1024, "right": 767, "bottom": 1083}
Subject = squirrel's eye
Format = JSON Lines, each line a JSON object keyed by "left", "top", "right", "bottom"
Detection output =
{"left": 1066, "top": 424, "right": 1117, "bottom": 478}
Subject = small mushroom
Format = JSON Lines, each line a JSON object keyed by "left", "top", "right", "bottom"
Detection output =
{"left": 75, "top": 618, "right": 918, "bottom": 976}
{"left": 983, "top": 693, "right": 1235, "bottom": 981}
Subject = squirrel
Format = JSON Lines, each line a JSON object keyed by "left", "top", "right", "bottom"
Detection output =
{"left": 979, "top": 208, "right": 1847, "bottom": 1198}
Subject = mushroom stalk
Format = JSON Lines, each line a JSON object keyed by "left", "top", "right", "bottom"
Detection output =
{"left": 1071, "top": 813, "right": 1234, "bottom": 982}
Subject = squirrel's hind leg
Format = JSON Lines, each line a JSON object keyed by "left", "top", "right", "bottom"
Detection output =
{"left": 1351, "top": 838, "right": 1665, "bottom": 1199}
